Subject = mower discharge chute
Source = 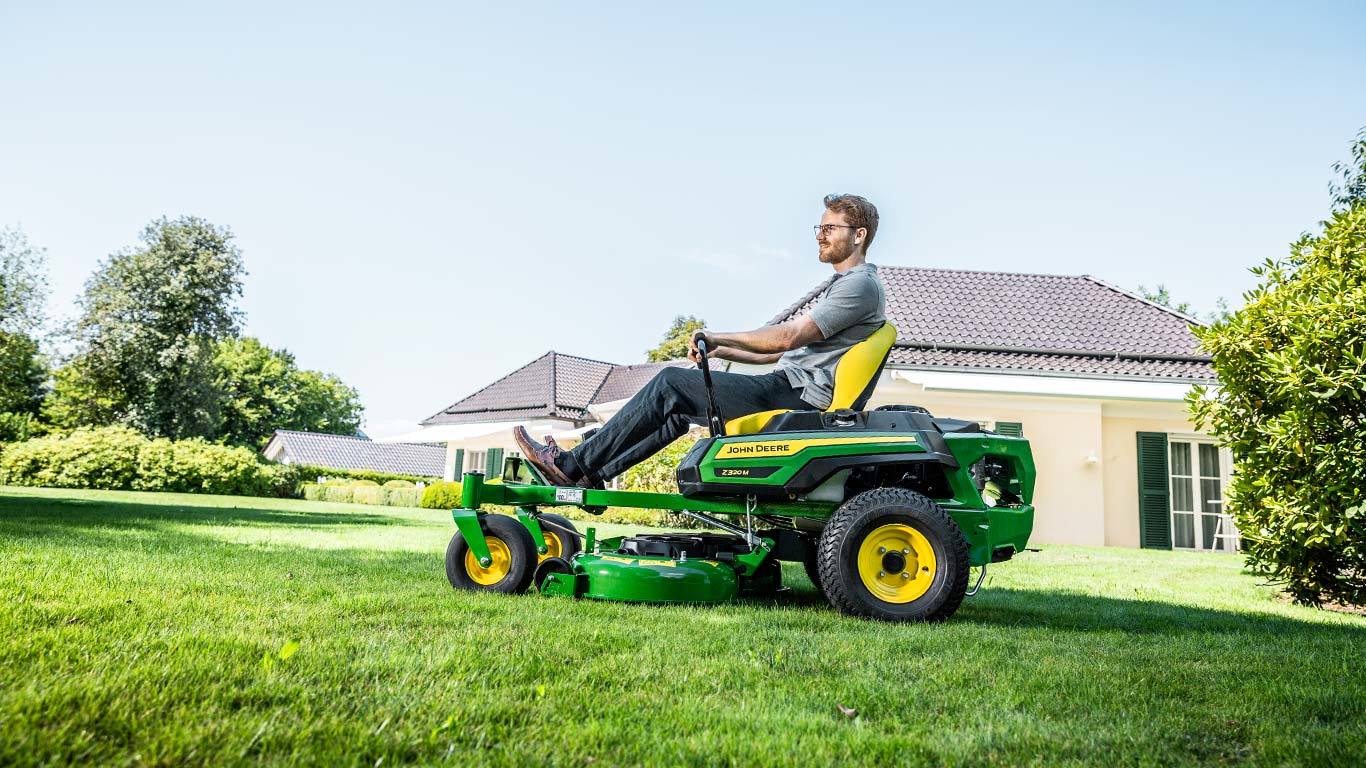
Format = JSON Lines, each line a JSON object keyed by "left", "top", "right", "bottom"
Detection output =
{"left": 444, "top": 328, "right": 1036, "bottom": 622}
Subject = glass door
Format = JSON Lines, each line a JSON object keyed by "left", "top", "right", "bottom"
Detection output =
{"left": 1169, "top": 439, "right": 1239, "bottom": 552}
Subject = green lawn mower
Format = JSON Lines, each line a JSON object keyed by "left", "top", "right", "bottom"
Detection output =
{"left": 444, "top": 325, "right": 1036, "bottom": 622}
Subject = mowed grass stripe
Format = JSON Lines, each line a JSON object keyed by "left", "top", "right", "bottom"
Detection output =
{"left": 1, "top": 486, "right": 1362, "bottom": 767}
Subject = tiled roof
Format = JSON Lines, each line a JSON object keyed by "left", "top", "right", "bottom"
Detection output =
{"left": 268, "top": 430, "right": 445, "bottom": 477}
{"left": 773, "top": 266, "right": 1213, "bottom": 380}
{"left": 423, "top": 351, "right": 617, "bottom": 426}
{"left": 594, "top": 360, "right": 694, "bottom": 403}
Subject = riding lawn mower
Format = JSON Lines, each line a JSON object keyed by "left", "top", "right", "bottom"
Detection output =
{"left": 443, "top": 324, "right": 1036, "bottom": 622}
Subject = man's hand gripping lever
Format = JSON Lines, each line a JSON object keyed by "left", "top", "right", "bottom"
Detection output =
{"left": 692, "top": 331, "right": 726, "bottom": 438}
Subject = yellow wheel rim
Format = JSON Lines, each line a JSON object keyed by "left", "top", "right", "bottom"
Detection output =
{"left": 857, "top": 523, "right": 937, "bottom": 604}
{"left": 539, "top": 531, "right": 564, "bottom": 563}
{"left": 464, "top": 536, "right": 513, "bottom": 586}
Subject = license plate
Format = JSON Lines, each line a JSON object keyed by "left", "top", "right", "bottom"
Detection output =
{"left": 554, "top": 488, "right": 584, "bottom": 504}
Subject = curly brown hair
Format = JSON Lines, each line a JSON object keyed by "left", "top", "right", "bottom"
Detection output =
{"left": 823, "top": 194, "right": 880, "bottom": 253}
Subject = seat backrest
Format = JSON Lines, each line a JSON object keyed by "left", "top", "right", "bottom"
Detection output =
{"left": 828, "top": 322, "right": 897, "bottom": 411}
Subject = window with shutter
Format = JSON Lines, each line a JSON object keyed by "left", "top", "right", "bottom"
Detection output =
{"left": 486, "top": 448, "right": 504, "bottom": 479}
{"left": 452, "top": 449, "right": 464, "bottom": 477}
{"left": 1136, "top": 432, "right": 1172, "bottom": 549}
{"left": 995, "top": 421, "right": 1023, "bottom": 437}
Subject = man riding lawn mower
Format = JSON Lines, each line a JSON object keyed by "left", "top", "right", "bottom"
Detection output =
{"left": 444, "top": 195, "right": 1036, "bottom": 622}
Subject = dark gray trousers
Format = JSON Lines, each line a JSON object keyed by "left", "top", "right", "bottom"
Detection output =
{"left": 560, "top": 367, "right": 808, "bottom": 481}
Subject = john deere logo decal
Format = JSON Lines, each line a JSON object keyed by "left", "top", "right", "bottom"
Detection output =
{"left": 714, "top": 435, "right": 918, "bottom": 460}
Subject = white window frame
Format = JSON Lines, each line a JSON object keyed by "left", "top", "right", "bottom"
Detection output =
{"left": 1167, "top": 433, "right": 1238, "bottom": 553}
{"left": 466, "top": 450, "right": 487, "bottom": 474}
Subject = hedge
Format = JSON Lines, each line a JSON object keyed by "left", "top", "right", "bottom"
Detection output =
{"left": 288, "top": 463, "right": 435, "bottom": 486}
{"left": 0, "top": 426, "right": 293, "bottom": 497}
{"left": 303, "top": 481, "right": 423, "bottom": 507}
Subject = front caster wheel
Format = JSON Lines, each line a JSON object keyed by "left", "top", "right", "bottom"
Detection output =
{"left": 536, "top": 513, "right": 582, "bottom": 562}
{"left": 446, "top": 514, "right": 537, "bottom": 593}
{"left": 817, "top": 488, "right": 970, "bottom": 622}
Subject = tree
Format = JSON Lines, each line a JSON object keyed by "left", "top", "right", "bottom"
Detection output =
{"left": 54, "top": 216, "right": 244, "bottom": 439}
{"left": 1189, "top": 139, "right": 1366, "bottom": 605}
{"left": 1330, "top": 125, "right": 1366, "bottom": 210}
{"left": 213, "top": 337, "right": 364, "bottom": 447}
{"left": 1137, "top": 284, "right": 1194, "bottom": 316}
{"left": 1138, "top": 284, "right": 1235, "bottom": 324}
{"left": 0, "top": 228, "right": 51, "bottom": 440}
{"left": 288, "top": 369, "right": 364, "bottom": 438}
{"left": 43, "top": 358, "right": 120, "bottom": 431}
{"left": 0, "top": 331, "right": 46, "bottom": 415}
{"left": 646, "top": 315, "right": 706, "bottom": 362}
{"left": 0, "top": 227, "right": 49, "bottom": 337}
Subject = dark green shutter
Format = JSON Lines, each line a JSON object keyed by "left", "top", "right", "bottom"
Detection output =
{"left": 486, "top": 448, "right": 504, "bottom": 479}
{"left": 995, "top": 421, "right": 1023, "bottom": 437}
{"left": 1136, "top": 432, "right": 1172, "bottom": 550}
{"left": 452, "top": 449, "right": 464, "bottom": 477}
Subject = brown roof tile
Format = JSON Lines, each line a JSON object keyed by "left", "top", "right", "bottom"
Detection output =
{"left": 592, "top": 360, "right": 693, "bottom": 403}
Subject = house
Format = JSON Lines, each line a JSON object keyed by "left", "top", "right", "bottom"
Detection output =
{"left": 384, "top": 266, "right": 1229, "bottom": 553}
{"left": 262, "top": 429, "right": 445, "bottom": 478}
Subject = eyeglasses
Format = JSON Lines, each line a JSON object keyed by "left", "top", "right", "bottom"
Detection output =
{"left": 813, "top": 224, "right": 859, "bottom": 236}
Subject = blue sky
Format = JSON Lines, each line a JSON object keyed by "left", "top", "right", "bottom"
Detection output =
{"left": 3, "top": 1, "right": 1363, "bottom": 437}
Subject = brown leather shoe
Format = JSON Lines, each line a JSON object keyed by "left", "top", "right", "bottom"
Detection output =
{"left": 513, "top": 426, "right": 573, "bottom": 486}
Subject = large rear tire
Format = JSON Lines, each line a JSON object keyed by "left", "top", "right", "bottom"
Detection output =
{"left": 446, "top": 514, "right": 537, "bottom": 594}
{"left": 817, "top": 488, "right": 970, "bottom": 622}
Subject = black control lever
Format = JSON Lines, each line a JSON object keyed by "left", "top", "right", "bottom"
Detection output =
{"left": 694, "top": 334, "right": 726, "bottom": 437}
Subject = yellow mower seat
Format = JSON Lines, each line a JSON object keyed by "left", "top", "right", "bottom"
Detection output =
{"left": 724, "top": 322, "right": 898, "bottom": 435}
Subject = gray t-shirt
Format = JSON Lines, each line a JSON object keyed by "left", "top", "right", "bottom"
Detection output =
{"left": 777, "top": 263, "right": 887, "bottom": 409}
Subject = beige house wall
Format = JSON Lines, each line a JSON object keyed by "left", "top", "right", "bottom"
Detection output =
{"left": 870, "top": 375, "right": 1199, "bottom": 548}
{"left": 870, "top": 379, "right": 1106, "bottom": 545}
{"left": 1099, "top": 402, "right": 1201, "bottom": 547}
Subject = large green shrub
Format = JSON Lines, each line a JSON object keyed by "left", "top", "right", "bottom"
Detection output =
{"left": 0, "top": 426, "right": 292, "bottom": 497}
{"left": 1190, "top": 203, "right": 1366, "bottom": 606}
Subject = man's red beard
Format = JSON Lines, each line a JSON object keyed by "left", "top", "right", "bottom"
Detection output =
{"left": 819, "top": 239, "right": 857, "bottom": 264}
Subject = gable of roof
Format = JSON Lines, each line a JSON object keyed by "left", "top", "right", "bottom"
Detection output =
{"left": 267, "top": 430, "right": 445, "bottom": 477}
{"left": 772, "top": 266, "right": 1214, "bottom": 380}
{"left": 422, "top": 351, "right": 617, "bottom": 426}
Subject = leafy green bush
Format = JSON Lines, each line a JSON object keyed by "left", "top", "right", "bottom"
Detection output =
{"left": 0, "top": 426, "right": 291, "bottom": 497}
{"left": 420, "top": 481, "right": 462, "bottom": 510}
{"left": 382, "top": 479, "right": 415, "bottom": 489}
{"left": 1191, "top": 203, "right": 1366, "bottom": 606}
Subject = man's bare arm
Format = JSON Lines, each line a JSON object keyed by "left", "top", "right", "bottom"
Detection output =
{"left": 709, "top": 316, "right": 824, "bottom": 354}
{"left": 709, "top": 347, "right": 783, "bottom": 365}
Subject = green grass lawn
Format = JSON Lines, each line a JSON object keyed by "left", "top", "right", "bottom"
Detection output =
{"left": 2, "top": 486, "right": 1362, "bottom": 767}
